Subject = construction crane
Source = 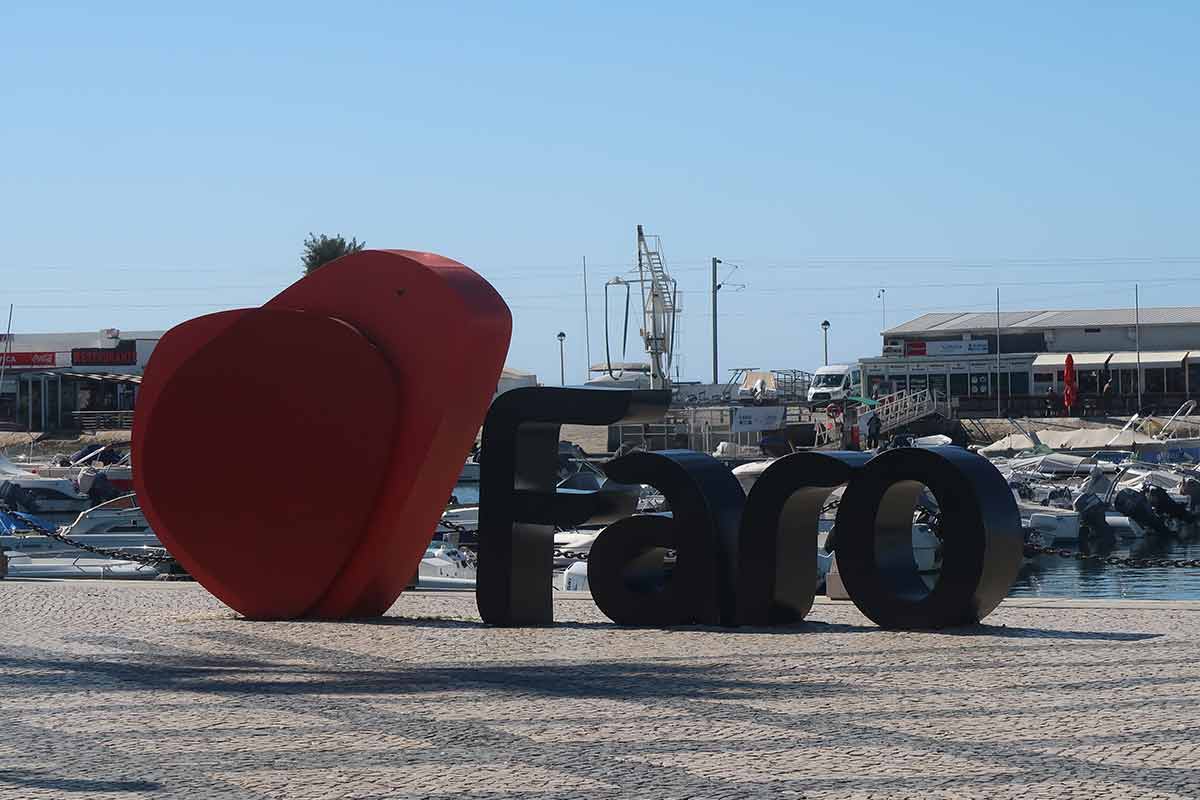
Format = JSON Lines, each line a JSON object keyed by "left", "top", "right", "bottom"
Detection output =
{"left": 603, "top": 225, "right": 680, "bottom": 389}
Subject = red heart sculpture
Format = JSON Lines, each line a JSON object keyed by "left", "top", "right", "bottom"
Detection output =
{"left": 132, "top": 250, "right": 511, "bottom": 619}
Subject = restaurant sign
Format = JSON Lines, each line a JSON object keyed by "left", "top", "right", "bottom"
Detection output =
{"left": 72, "top": 347, "right": 138, "bottom": 367}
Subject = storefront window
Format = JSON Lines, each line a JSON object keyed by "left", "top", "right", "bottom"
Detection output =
{"left": 1145, "top": 368, "right": 1166, "bottom": 394}
{"left": 0, "top": 379, "right": 15, "bottom": 424}
{"left": 949, "top": 373, "right": 968, "bottom": 397}
{"left": 909, "top": 374, "right": 928, "bottom": 392}
{"left": 888, "top": 374, "right": 908, "bottom": 391}
{"left": 927, "top": 374, "right": 947, "bottom": 399}
{"left": 1166, "top": 367, "right": 1186, "bottom": 394}
{"left": 1189, "top": 363, "right": 1200, "bottom": 397}
{"left": 1080, "top": 371, "right": 1100, "bottom": 394}
{"left": 1010, "top": 372, "right": 1030, "bottom": 394}
{"left": 1118, "top": 369, "right": 1138, "bottom": 396}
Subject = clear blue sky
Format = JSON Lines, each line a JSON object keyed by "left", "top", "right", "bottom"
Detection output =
{"left": 3, "top": 2, "right": 1198, "bottom": 383}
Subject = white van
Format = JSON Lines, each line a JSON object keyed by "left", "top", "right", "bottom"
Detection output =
{"left": 807, "top": 364, "right": 861, "bottom": 405}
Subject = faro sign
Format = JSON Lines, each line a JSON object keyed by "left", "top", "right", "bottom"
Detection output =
{"left": 133, "top": 250, "right": 1022, "bottom": 630}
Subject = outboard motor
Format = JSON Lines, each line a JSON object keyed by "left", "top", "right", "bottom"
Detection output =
{"left": 1073, "top": 492, "right": 1113, "bottom": 538}
{"left": 1182, "top": 478, "right": 1200, "bottom": 514}
{"left": 1113, "top": 487, "right": 1170, "bottom": 535}
{"left": 1146, "top": 485, "right": 1196, "bottom": 524}
{"left": 85, "top": 473, "right": 123, "bottom": 506}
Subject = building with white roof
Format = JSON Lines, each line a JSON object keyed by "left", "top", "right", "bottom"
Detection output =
{"left": 861, "top": 307, "right": 1200, "bottom": 415}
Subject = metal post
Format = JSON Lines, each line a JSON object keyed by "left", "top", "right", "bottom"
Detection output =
{"left": 878, "top": 288, "right": 886, "bottom": 340}
{"left": 582, "top": 257, "right": 592, "bottom": 383}
{"left": 557, "top": 332, "right": 566, "bottom": 386}
{"left": 1135, "top": 284, "right": 1142, "bottom": 411}
{"left": 712, "top": 257, "right": 722, "bottom": 384}
{"left": 996, "top": 288, "right": 1002, "bottom": 418}
{"left": 821, "top": 320, "right": 830, "bottom": 366}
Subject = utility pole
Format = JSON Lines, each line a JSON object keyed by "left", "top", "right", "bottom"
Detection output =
{"left": 582, "top": 257, "right": 592, "bottom": 383}
{"left": 1135, "top": 284, "right": 1142, "bottom": 411}
{"left": 711, "top": 257, "right": 722, "bottom": 384}
{"left": 996, "top": 288, "right": 1002, "bottom": 418}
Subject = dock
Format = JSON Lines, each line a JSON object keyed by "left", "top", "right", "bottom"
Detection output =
{"left": 2, "top": 581, "right": 1198, "bottom": 798}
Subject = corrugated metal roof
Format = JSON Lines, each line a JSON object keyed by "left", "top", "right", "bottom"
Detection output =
{"left": 884, "top": 307, "right": 1200, "bottom": 335}
{"left": 883, "top": 313, "right": 965, "bottom": 334}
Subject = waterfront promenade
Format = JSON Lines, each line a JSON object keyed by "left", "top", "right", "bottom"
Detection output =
{"left": 2, "top": 581, "right": 1198, "bottom": 799}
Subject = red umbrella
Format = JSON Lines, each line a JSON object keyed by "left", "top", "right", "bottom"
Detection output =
{"left": 1063, "top": 353, "right": 1077, "bottom": 413}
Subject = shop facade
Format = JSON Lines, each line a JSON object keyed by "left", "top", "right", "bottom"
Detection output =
{"left": 862, "top": 308, "right": 1200, "bottom": 416}
{"left": 0, "top": 330, "right": 161, "bottom": 431}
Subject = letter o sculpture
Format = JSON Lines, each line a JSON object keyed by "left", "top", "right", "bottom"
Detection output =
{"left": 834, "top": 446, "right": 1023, "bottom": 628}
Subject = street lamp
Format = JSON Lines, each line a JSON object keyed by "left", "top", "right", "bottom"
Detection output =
{"left": 557, "top": 331, "right": 567, "bottom": 386}
{"left": 821, "top": 320, "right": 831, "bottom": 366}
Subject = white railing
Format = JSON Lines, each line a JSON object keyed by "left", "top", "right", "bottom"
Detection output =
{"left": 874, "top": 389, "right": 938, "bottom": 433}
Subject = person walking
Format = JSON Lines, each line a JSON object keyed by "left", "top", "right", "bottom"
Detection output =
{"left": 866, "top": 412, "right": 882, "bottom": 449}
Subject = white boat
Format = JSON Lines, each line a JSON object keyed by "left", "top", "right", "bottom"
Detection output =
{"left": 2, "top": 551, "right": 168, "bottom": 580}
{"left": 0, "top": 494, "right": 159, "bottom": 558}
{"left": 0, "top": 454, "right": 94, "bottom": 525}
{"left": 414, "top": 543, "right": 476, "bottom": 590}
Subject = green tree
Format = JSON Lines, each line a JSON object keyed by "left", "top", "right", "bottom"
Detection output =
{"left": 301, "top": 232, "right": 365, "bottom": 275}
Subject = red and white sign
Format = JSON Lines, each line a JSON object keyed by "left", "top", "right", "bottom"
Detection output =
{"left": 0, "top": 352, "right": 58, "bottom": 368}
{"left": 905, "top": 340, "right": 990, "bottom": 357}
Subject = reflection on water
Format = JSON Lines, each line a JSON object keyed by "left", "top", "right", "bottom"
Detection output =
{"left": 1011, "top": 529, "right": 1200, "bottom": 600}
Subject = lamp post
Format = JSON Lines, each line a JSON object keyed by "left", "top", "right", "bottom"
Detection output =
{"left": 557, "top": 331, "right": 567, "bottom": 386}
{"left": 711, "top": 257, "right": 722, "bottom": 384}
{"left": 821, "top": 320, "right": 831, "bottom": 366}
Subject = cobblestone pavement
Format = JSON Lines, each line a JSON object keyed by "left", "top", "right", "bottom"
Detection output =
{"left": 2, "top": 581, "right": 1200, "bottom": 799}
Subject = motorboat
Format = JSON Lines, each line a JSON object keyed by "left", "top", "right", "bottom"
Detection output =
{"left": 0, "top": 495, "right": 159, "bottom": 559}
{"left": 0, "top": 455, "right": 94, "bottom": 525}
{"left": 415, "top": 542, "right": 477, "bottom": 590}
{"left": 2, "top": 551, "right": 167, "bottom": 580}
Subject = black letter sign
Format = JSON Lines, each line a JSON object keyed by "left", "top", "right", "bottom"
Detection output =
{"left": 476, "top": 386, "right": 670, "bottom": 626}
{"left": 477, "top": 386, "right": 1023, "bottom": 630}
{"left": 589, "top": 450, "right": 745, "bottom": 626}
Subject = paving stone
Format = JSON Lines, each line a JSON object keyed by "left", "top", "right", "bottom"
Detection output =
{"left": 1, "top": 581, "right": 1198, "bottom": 799}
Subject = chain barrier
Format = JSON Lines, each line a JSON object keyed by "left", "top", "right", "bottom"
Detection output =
{"left": 2, "top": 507, "right": 175, "bottom": 567}
{"left": 1024, "top": 544, "right": 1200, "bottom": 569}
